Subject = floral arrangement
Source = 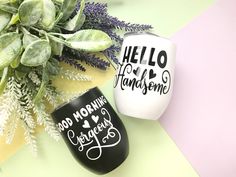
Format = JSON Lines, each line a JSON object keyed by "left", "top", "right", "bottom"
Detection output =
{"left": 0, "top": 0, "right": 151, "bottom": 154}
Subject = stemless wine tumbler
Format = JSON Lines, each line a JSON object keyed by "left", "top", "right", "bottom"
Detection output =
{"left": 51, "top": 87, "right": 129, "bottom": 175}
{"left": 114, "top": 32, "right": 176, "bottom": 120}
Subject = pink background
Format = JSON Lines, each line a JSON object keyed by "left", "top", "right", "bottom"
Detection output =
{"left": 160, "top": 0, "right": 236, "bottom": 176}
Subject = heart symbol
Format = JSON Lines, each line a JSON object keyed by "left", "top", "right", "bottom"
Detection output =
{"left": 91, "top": 115, "right": 99, "bottom": 123}
{"left": 133, "top": 67, "right": 140, "bottom": 76}
{"left": 149, "top": 69, "right": 157, "bottom": 79}
{"left": 82, "top": 120, "right": 90, "bottom": 129}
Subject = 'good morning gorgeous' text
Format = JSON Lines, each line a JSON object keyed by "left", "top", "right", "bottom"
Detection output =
{"left": 67, "top": 108, "right": 121, "bottom": 161}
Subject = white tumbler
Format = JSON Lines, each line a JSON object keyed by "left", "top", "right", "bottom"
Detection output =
{"left": 114, "top": 32, "right": 176, "bottom": 120}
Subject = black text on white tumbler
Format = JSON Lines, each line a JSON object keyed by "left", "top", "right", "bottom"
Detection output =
{"left": 114, "top": 32, "right": 176, "bottom": 120}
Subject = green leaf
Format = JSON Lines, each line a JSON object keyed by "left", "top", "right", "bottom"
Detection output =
{"left": 38, "top": 0, "right": 56, "bottom": 30}
{"left": 33, "top": 80, "right": 45, "bottom": 103}
{"left": 64, "top": 0, "right": 85, "bottom": 31}
{"left": 48, "top": 34, "right": 65, "bottom": 45}
{"left": 0, "top": 0, "right": 18, "bottom": 5}
{"left": 16, "top": 64, "right": 32, "bottom": 73}
{"left": 0, "top": 10, "right": 11, "bottom": 32}
{"left": 0, "top": 67, "right": 9, "bottom": 95}
{"left": 10, "top": 56, "right": 21, "bottom": 68}
{"left": 33, "top": 67, "right": 48, "bottom": 103}
{"left": 33, "top": 82, "right": 45, "bottom": 104}
{"left": 21, "top": 40, "right": 51, "bottom": 67}
{"left": 7, "top": 13, "right": 19, "bottom": 27}
{"left": 10, "top": 47, "right": 22, "bottom": 68}
{"left": 0, "top": 32, "right": 21, "bottom": 70}
{"left": 65, "top": 30, "right": 113, "bottom": 52}
{"left": 50, "top": 37, "right": 63, "bottom": 56}
{"left": 0, "top": 4, "right": 18, "bottom": 14}
{"left": 46, "top": 59, "right": 60, "bottom": 75}
{"left": 60, "top": 0, "right": 79, "bottom": 22}
{"left": 22, "top": 31, "right": 39, "bottom": 49}
{"left": 0, "top": 1, "right": 10, "bottom": 5}
{"left": 53, "top": 12, "right": 63, "bottom": 26}
{"left": 49, "top": 27, "right": 63, "bottom": 56}
{"left": 53, "top": 0, "right": 63, "bottom": 5}
{"left": 18, "top": 0, "right": 42, "bottom": 26}
{"left": 15, "top": 70, "right": 27, "bottom": 80}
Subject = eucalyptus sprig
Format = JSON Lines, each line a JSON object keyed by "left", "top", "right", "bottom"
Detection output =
{"left": 1, "top": 0, "right": 112, "bottom": 67}
{"left": 0, "top": 0, "right": 152, "bottom": 154}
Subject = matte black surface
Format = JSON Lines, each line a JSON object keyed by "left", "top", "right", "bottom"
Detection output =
{"left": 51, "top": 87, "right": 129, "bottom": 175}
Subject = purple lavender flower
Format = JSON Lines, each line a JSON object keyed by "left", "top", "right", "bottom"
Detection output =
{"left": 102, "top": 28, "right": 123, "bottom": 44}
{"left": 79, "top": 53, "right": 110, "bottom": 70}
{"left": 64, "top": 2, "right": 152, "bottom": 71}
{"left": 81, "top": 2, "right": 153, "bottom": 32}
{"left": 58, "top": 55, "right": 86, "bottom": 71}
{"left": 60, "top": 47, "right": 110, "bottom": 70}
{"left": 103, "top": 45, "right": 121, "bottom": 64}
{"left": 83, "top": 2, "right": 108, "bottom": 17}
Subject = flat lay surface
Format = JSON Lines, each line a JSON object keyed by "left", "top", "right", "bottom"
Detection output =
{"left": 1, "top": 0, "right": 235, "bottom": 177}
{"left": 1, "top": 80, "right": 199, "bottom": 177}
{"left": 160, "top": 0, "right": 236, "bottom": 176}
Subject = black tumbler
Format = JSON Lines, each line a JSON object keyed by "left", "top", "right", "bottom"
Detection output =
{"left": 51, "top": 87, "right": 129, "bottom": 175}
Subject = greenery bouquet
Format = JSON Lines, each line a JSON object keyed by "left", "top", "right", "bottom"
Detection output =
{"left": 0, "top": 0, "right": 151, "bottom": 154}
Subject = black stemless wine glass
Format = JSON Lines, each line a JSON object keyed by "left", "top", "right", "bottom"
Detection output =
{"left": 51, "top": 87, "right": 129, "bottom": 175}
